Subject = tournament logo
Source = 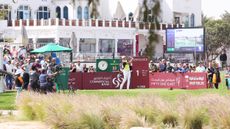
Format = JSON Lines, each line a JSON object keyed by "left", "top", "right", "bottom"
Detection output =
{"left": 112, "top": 73, "right": 123, "bottom": 88}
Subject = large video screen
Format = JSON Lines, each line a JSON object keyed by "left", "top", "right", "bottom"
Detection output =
{"left": 166, "top": 28, "right": 204, "bottom": 53}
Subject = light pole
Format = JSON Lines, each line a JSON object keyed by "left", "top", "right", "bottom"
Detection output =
{"left": 194, "top": 37, "right": 197, "bottom": 65}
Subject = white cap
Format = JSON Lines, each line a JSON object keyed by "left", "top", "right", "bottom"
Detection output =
{"left": 15, "top": 70, "right": 21, "bottom": 75}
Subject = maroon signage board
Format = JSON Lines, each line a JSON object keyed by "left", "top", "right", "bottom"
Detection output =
{"left": 149, "top": 72, "right": 208, "bottom": 89}
{"left": 82, "top": 72, "right": 122, "bottom": 89}
{"left": 183, "top": 73, "right": 208, "bottom": 89}
{"left": 68, "top": 72, "right": 82, "bottom": 90}
{"left": 149, "top": 72, "right": 183, "bottom": 89}
{"left": 131, "top": 57, "right": 149, "bottom": 88}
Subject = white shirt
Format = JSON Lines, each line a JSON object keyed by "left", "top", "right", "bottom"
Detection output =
{"left": 5, "top": 63, "right": 14, "bottom": 73}
{"left": 76, "top": 64, "right": 82, "bottom": 72}
{"left": 196, "top": 66, "right": 206, "bottom": 72}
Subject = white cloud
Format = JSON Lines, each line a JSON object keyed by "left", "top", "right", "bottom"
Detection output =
{"left": 202, "top": 0, "right": 230, "bottom": 19}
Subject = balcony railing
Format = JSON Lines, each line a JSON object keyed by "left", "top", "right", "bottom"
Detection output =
{"left": 7, "top": 19, "right": 183, "bottom": 30}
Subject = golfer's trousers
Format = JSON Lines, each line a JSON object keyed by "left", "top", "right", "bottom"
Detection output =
{"left": 120, "top": 70, "right": 131, "bottom": 90}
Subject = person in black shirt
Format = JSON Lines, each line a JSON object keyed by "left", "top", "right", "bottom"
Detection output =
{"left": 207, "top": 62, "right": 214, "bottom": 88}
{"left": 220, "top": 51, "right": 227, "bottom": 69}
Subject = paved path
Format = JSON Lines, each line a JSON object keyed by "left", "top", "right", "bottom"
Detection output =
{"left": 0, "top": 121, "right": 50, "bottom": 129}
{"left": 0, "top": 110, "right": 50, "bottom": 129}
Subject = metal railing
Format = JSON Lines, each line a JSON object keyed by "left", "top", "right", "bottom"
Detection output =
{"left": 7, "top": 19, "right": 184, "bottom": 30}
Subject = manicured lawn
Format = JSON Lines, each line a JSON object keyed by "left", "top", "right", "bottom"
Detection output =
{"left": 0, "top": 91, "right": 16, "bottom": 110}
{"left": 77, "top": 86, "right": 230, "bottom": 100}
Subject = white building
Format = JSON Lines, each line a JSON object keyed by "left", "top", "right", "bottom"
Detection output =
{"left": 0, "top": 0, "right": 202, "bottom": 61}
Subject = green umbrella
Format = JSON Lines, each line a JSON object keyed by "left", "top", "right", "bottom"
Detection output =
{"left": 30, "top": 43, "right": 72, "bottom": 53}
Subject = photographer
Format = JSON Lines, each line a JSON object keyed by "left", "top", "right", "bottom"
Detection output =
{"left": 47, "top": 58, "right": 62, "bottom": 92}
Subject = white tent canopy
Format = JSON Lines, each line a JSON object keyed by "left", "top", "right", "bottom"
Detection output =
{"left": 113, "top": 1, "right": 126, "bottom": 20}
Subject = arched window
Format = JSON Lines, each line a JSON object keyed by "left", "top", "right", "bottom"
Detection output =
{"left": 84, "top": 6, "right": 89, "bottom": 19}
{"left": 190, "top": 13, "right": 195, "bottom": 27}
{"left": 77, "top": 6, "right": 82, "bottom": 19}
{"left": 56, "top": 6, "right": 61, "bottom": 19}
{"left": 37, "top": 6, "right": 50, "bottom": 19}
{"left": 17, "top": 5, "right": 31, "bottom": 20}
{"left": 63, "top": 6, "right": 68, "bottom": 19}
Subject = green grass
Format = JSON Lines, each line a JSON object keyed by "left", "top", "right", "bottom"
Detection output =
{"left": 77, "top": 87, "right": 230, "bottom": 101}
{"left": 0, "top": 91, "right": 16, "bottom": 110}
{"left": 0, "top": 87, "right": 229, "bottom": 110}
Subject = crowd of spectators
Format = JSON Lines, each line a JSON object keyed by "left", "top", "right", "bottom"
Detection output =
{"left": 149, "top": 59, "right": 222, "bottom": 89}
{"left": 69, "top": 61, "right": 96, "bottom": 73}
{"left": 2, "top": 45, "right": 64, "bottom": 97}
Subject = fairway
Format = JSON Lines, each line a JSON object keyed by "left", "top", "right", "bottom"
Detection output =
{"left": 0, "top": 82, "right": 229, "bottom": 110}
{"left": 0, "top": 91, "right": 16, "bottom": 110}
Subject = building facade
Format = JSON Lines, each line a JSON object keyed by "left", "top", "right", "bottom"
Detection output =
{"left": 0, "top": 0, "right": 202, "bottom": 62}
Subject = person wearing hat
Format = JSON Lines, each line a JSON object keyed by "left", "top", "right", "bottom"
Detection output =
{"left": 15, "top": 70, "right": 24, "bottom": 100}
{"left": 196, "top": 62, "right": 206, "bottom": 72}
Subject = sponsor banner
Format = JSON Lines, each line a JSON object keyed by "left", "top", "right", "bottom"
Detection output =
{"left": 149, "top": 72, "right": 207, "bottom": 89}
{"left": 183, "top": 73, "right": 208, "bottom": 89}
{"left": 68, "top": 72, "right": 82, "bottom": 90}
{"left": 82, "top": 72, "right": 123, "bottom": 89}
{"left": 68, "top": 71, "right": 207, "bottom": 90}
{"left": 149, "top": 73, "right": 183, "bottom": 89}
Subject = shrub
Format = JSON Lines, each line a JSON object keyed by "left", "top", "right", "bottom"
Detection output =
{"left": 161, "top": 113, "right": 178, "bottom": 127}
{"left": 16, "top": 92, "right": 230, "bottom": 129}
{"left": 183, "top": 109, "right": 208, "bottom": 129}
{"left": 119, "top": 110, "right": 149, "bottom": 129}
{"left": 17, "top": 92, "right": 36, "bottom": 120}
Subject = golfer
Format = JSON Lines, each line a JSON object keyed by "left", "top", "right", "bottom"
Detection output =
{"left": 120, "top": 56, "right": 132, "bottom": 90}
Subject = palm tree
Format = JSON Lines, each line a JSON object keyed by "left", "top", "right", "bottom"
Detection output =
{"left": 0, "top": 10, "right": 7, "bottom": 20}
{"left": 141, "top": 0, "right": 161, "bottom": 59}
{"left": 88, "top": 0, "right": 99, "bottom": 19}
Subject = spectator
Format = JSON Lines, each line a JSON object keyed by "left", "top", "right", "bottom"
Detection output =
{"left": 196, "top": 62, "right": 206, "bottom": 72}
{"left": 207, "top": 62, "right": 215, "bottom": 88}
{"left": 159, "top": 59, "right": 167, "bottom": 72}
{"left": 32, "top": 59, "right": 42, "bottom": 71}
{"left": 39, "top": 69, "right": 48, "bottom": 94}
{"left": 70, "top": 63, "right": 76, "bottom": 72}
{"left": 22, "top": 65, "right": 30, "bottom": 90}
{"left": 76, "top": 61, "right": 82, "bottom": 72}
{"left": 166, "top": 62, "right": 174, "bottom": 73}
{"left": 11, "top": 46, "right": 18, "bottom": 58}
{"left": 15, "top": 71, "right": 24, "bottom": 99}
{"left": 88, "top": 66, "right": 95, "bottom": 73}
{"left": 4, "top": 61, "right": 14, "bottom": 90}
{"left": 138, "top": 49, "right": 143, "bottom": 57}
{"left": 83, "top": 64, "right": 88, "bottom": 73}
{"left": 29, "top": 65, "right": 40, "bottom": 92}
{"left": 213, "top": 64, "right": 221, "bottom": 89}
{"left": 225, "top": 66, "right": 230, "bottom": 90}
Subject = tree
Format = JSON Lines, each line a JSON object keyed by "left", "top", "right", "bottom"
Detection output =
{"left": 88, "top": 0, "right": 99, "bottom": 19}
{"left": 204, "top": 11, "right": 230, "bottom": 61}
{"left": 89, "top": 0, "right": 161, "bottom": 59}
{"left": 0, "top": 10, "right": 7, "bottom": 20}
{"left": 141, "top": 0, "right": 161, "bottom": 59}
